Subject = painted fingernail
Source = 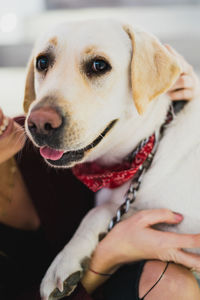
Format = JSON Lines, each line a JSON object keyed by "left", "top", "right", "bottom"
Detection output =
{"left": 173, "top": 212, "right": 183, "bottom": 222}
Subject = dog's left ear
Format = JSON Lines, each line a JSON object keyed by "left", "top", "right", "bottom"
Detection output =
{"left": 23, "top": 57, "right": 35, "bottom": 113}
{"left": 123, "top": 25, "right": 181, "bottom": 114}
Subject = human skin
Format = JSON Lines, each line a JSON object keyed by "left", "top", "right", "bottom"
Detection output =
{"left": 166, "top": 45, "right": 200, "bottom": 101}
{"left": 82, "top": 210, "right": 200, "bottom": 299}
{"left": 0, "top": 109, "right": 40, "bottom": 230}
{"left": 0, "top": 109, "right": 25, "bottom": 164}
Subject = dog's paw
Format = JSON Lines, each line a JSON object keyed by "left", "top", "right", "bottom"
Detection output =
{"left": 40, "top": 249, "right": 90, "bottom": 300}
{"left": 48, "top": 271, "right": 81, "bottom": 300}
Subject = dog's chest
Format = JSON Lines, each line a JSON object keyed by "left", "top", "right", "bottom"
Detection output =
{"left": 97, "top": 101, "right": 200, "bottom": 236}
{"left": 102, "top": 143, "right": 200, "bottom": 238}
{"left": 97, "top": 98, "right": 200, "bottom": 238}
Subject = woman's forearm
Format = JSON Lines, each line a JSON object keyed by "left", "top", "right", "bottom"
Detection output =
{"left": 82, "top": 208, "right": 200, "bottom": 294}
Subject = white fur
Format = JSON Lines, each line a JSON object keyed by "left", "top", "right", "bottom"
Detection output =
{"left": 24, "top": 20, "right": 200, "bottom": 299}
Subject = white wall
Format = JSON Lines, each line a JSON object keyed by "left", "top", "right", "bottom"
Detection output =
{"left": 0, "top": 68, "right": 25, "bottom": 116}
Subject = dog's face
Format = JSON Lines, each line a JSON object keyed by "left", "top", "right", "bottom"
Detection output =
{"left": 24, "top": 20, "right": 180, "bottom": 168}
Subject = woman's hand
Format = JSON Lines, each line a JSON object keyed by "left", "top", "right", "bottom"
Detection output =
{"left": 82, "top": 209, "right": 200, "bottom": 293}
{"left": 166, "top": 45, "right": 200, "bottom": 101}
{"left": 0, "top": 108, "right": 25, "bottom": 163}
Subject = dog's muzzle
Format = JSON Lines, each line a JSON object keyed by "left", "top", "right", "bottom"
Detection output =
{"left": 27, "top": 105, "right": 118, "bottom": 167}
{"left": 46, "top": 119, "right": 118, "bottom": 167}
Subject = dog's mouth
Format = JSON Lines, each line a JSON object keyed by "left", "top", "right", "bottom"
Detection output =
{"left": 40, "top": 119, "right": 118, "bottom": 167}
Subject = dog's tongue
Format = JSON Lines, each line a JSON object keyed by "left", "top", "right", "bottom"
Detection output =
{"left": 40, "top": 146, "right": 64, "bottom": 161}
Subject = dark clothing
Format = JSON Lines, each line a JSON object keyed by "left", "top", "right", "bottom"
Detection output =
{"left": 0, "top": 224, "right": 49, "bottom": 299}
{"left": 0, "top": 116, "right": 94, "bottom": 299}
{"left": 0, "top": 116, "right": 146, "bottom": 300}
{"left": 103, "top": 262, "right": 146, "bottom": 300}
{"left": 104, "top": 261, "right": 169, "bottom": 300}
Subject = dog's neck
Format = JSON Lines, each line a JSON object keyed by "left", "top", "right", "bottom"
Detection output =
{"left": 95, "top": 94, "right": 171, "bottom": 167}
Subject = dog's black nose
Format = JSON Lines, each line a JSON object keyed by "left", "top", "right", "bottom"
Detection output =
{"left": 28, "top": 107, "right": 62, "bottom": 136}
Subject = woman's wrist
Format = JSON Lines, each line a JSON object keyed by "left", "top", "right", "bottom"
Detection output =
{"left": 91, "top": 242, "right": 120, "bottom": 274}
{"left": 81, "top": 241, "right": 120, "bottom": 294}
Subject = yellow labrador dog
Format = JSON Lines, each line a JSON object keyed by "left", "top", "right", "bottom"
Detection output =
{"left": 24, "top": 19, "right": 200, "bottom": 299}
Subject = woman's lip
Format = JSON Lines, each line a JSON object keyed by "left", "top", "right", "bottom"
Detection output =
{"left": 0, "top": 118, "right": 14, "bottom": 140}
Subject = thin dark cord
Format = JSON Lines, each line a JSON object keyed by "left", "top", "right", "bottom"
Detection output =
{"left": 141, "top": 262, "right": 170, "bottom": 300}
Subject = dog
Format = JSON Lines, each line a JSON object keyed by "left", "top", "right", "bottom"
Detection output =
{"left": 23, "top": 19, "right": 200, "bottom": 299}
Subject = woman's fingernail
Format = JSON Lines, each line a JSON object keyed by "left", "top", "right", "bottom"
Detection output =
{"left": 173, "top": 212, "right": 183, "bottom": 222}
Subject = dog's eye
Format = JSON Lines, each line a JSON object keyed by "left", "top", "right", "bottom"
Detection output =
{"left": 36, "top": 56, "right": 49, "bottom": 71}
{"left": 92, "top": 60, "right": 109, "bottom": 73}
{"left": 85, "top": 59, "right": 111, "bottom": 77}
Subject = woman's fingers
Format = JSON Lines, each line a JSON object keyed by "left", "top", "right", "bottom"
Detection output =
{"left": 165, "top": 44, "right": 200, "bottom": 101}
{"left": 134, "top": 209, "right": 183, "bottom": 227}
{"left": 176, "top": 233, "right": 200, "bottom": 249}
{"left": 168, "top": 88, "right": 194, "bottom": 101}
{"left": 169, "top": 75, "right": 193, "bottom": 91}
{"left": 136, "top": 209, "right": 200, "bottom": 247}
{"left": 175, "top": 250, "right": 200, "bottom": 272}
{"left": 153, "top": 230, "right": 200, "bottom": 249}
{"left": 168, "top": 73, "right": 194, "bottom": 101}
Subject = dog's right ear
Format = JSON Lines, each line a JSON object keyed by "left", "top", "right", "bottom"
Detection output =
{"left": 23, "top": 58, "right": 35, "bottom": 113}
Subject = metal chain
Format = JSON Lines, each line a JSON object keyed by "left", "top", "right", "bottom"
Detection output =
{"left": 107, "top": 105, "right": 173, "bottom": 232}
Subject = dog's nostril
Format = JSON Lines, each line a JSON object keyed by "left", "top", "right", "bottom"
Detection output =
{"left": 44, "top": 122, "right": 53, "bottom": 131}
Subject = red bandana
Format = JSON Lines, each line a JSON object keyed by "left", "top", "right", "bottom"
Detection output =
{"left": 72, "top": 134, "right": 155, "bottom": 192}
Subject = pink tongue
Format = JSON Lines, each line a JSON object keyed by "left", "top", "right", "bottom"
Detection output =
{"left": 40, "top": 146, "right": 64, "bottom": 161}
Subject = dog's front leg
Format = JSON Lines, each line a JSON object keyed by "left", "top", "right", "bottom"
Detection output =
{"left": 40, "top": 201, "right": 118, "bottom": 300}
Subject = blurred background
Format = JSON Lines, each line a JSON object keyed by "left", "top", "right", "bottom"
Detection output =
{"left": 0, "top": 0, "right": 199, "bottom": 116}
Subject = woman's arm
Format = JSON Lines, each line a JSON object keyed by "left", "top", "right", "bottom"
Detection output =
{"left": 81, "top": 209, "right": 200, "bottom": 294}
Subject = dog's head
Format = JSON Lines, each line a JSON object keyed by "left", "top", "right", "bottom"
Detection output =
{"left": 24, "top": 20, "right": 180, "bottom": 168}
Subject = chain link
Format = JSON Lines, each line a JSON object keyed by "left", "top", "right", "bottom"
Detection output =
{"left": 107, "top": 105, "right": 173, "bottom": 232}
